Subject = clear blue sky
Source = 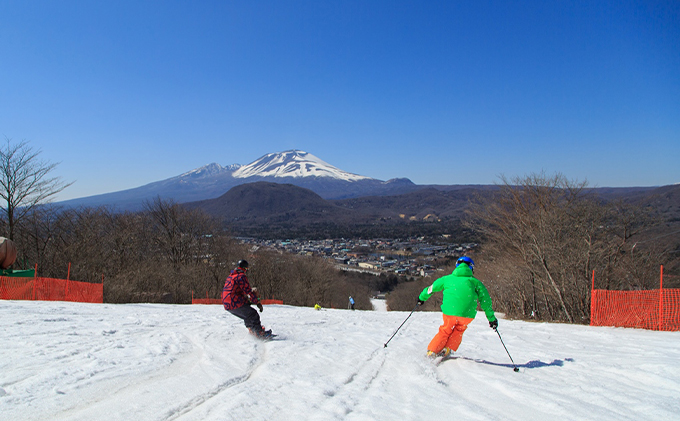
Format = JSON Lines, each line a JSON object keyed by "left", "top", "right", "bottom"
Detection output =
{"left": 1, "top": 1, "right": 678, "bottom": 201}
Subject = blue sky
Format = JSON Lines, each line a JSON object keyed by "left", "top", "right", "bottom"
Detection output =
{"left": 1, "top": 1, "right": 678, "bottom": 201}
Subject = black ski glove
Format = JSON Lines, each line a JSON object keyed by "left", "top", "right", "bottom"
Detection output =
{"left": 417, "top": 299, "right": 424, "bottom": 306}
{"left": 257, "top": 303, "right": 264, "bottom": 313}
{"left": 489, "top": 319, "right": 498, "bottom": 329}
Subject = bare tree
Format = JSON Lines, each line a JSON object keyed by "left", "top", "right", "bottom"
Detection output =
{"left": 143, "top": 197, "right": 218, "bottom": 267}
{"left": 464, "top": 172, "right": 657, "bottom": 323}
{"left": 0, "top": 138, "right": 72, "bottom": 239}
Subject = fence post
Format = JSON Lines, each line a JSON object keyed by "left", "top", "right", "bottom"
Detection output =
{"left": 590, "top": 270, "right": 596, "bottom": 326}
{"left": 32, "top": 264, "right": 37, "bottom": 301}
{"left": 66, "top": 263, "right": 71, "bottom": 301}
{"left": 659, "top": 265, "right": 664, "bottom": 331}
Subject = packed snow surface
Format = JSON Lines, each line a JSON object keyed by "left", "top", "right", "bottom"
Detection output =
{"left": 1, "top": 300, "right": 679, "bottom": 421}
{"left": 232, "top": 150, "right": 370, "bottom": 181}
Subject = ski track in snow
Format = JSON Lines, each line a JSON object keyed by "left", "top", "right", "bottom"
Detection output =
{"left": 1, "top": 301, "right": 679, "bottom": 421}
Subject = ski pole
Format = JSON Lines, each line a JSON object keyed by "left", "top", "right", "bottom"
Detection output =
{"left": 494, "top": 327, "right": 519, "bottom": 372}
{"left": 384, "top": 302, "right": 420, "bottom": 348}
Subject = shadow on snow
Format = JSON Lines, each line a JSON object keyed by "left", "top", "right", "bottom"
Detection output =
{"left": 447, "top": 356, "right": 575, "bottom": 370}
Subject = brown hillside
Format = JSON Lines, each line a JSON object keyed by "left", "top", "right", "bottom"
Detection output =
{"left": 185, "top": 181, "right": 350, "bottom": 224}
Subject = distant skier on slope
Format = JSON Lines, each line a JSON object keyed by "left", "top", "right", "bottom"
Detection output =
{"left": 418, "top": 256, "right": 498, "bottom": 358}
{"left": 222, "top": 260, "right": 273, "bottom": 339}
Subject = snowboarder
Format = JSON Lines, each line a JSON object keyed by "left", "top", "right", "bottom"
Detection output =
{"left": 349, "top": 296, "right": 355, "bottom": 310}
{"left": 418, "top": 256, "right": 498, "bottom": 358}
{"left": 222, "top": 260, "right": 273, "bottom": 339}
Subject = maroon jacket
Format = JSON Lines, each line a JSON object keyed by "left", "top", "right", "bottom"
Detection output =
{"left": 222, "top": 268, "right": 259, "bottom": 311}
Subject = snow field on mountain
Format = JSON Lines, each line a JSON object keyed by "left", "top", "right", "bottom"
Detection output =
{"left": 232, "top": 150, "right": 370, "bottom": 181}
{"left": 1, "top": 300, "right": 678, "bottom": 420}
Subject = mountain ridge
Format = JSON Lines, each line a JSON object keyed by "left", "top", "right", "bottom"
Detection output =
{"left": 183, "top": 181, "right": 477, "bottom": 239}
{"left": 181, "top": 180, "right": 680, "bottom": 254}
{"left": 55, "top": 149, "right": 670, "bottom": 213}
{"left": 56, "top": 149, "right": 423, "bottom": 210}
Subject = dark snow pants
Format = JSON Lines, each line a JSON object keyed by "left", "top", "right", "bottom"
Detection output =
{"left": 228, "top": 305, "right": 262, "bottom": 331}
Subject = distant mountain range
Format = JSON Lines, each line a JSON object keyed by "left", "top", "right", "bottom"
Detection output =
{"left": 183, "top": 179, "right": 680, "bottom": 242}
{"left": 186, "top": 181, "right": 489, "bottom": 225}
{"left": 55, "top": 149, "right": 679, "bottom": 241}
{"left": 58, "top": 150, "right": 422, "bottom": 211}
{"left": 183, "top": 181, "right": 489, "bottom": 239}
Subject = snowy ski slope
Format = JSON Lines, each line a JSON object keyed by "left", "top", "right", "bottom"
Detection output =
{"left": 1, "top": 300, "right": 678, "bottom": 420}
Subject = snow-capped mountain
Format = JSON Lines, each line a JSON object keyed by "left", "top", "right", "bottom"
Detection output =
{"left": 56, "top": 150, "right": 418, "bottom": 211}
{"left": 178, "top": 163, "right": 241, "bottom": 179}
{"left": 233, "top": 150, "right": 370, "bottom": 181}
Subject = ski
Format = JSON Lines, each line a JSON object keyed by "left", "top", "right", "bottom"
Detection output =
{"left": 435, "top": 355, "right": 458, "bottom": 366}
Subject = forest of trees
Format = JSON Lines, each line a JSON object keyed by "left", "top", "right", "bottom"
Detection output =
{"left": 1, "top": 139, "right": 675, "bottom": 324}
{"left": 387, "top": 173, "right": 672, "bottom": 324}
{"left": 5, "top": 199, "right": 383, "bottom": 310}
{"left": 2, "top": 174, "right": 675, "bottom": 324}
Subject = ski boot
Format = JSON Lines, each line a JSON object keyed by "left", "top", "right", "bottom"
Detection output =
{"left": 427, "top": 348, "right": 451, "bottom": 358}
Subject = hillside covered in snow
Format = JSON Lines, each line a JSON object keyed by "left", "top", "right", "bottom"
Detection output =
{"left": 1, "top": 300, "right": 678, "bottom": 420}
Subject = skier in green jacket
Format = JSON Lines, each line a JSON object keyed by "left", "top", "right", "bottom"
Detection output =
{"left": 418, "top": 256, "right": 498, "bottom": 358}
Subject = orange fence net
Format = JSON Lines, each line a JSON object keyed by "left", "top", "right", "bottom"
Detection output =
{"left": 0, "top": 277, "right": 103, "bottom": 303}
{"left": 590, "top": 266, "right": 679, "bottom": 331}
{"left": 591, "top": 288, "right": 680, "bottom": 331}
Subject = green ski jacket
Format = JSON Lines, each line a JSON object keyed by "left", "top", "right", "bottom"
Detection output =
{"left": 418, "top": 264, "right": 496, "bottom": 321}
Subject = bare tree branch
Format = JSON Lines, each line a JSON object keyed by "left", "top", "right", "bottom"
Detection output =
{"left": 0, "top": 137, "right": 73, "bottom": 239}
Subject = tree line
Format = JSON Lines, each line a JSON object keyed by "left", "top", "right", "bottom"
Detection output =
{"left": 2, "top": 138, "right": 675, "bottom": 323}
{"left": 387, "top": 173, "right": 673, "bottom": 324}
{"left": 6, "top": 198, "right": 380, "bottom": 308}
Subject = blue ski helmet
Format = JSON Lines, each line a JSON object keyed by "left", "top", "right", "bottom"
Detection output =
{"left": 456, "top": 256, "right": 474, "bottom": 271}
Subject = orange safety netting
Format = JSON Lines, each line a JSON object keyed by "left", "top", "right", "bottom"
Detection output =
{"left": 591, "top": 288, "right": 680, "bottom": 331}
{"left": 260, "top": 299, "right": 284, "bottom": 305}
{"left": 192, "top": 297, "right": 222, "bottom": 305}
{"left": 0, "top": 277, "right": 103, "bottom": 303}
{"left": 0, "top": 277, "right": 33, "bottom": 300}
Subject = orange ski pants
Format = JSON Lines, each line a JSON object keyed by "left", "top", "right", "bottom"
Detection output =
{"left": 427, "top": 315, "right": 475, "bottom": 354}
